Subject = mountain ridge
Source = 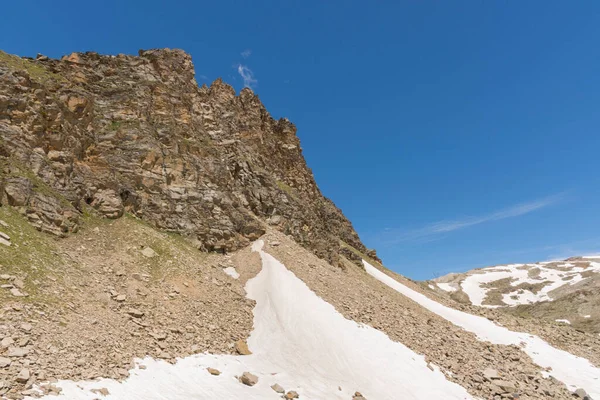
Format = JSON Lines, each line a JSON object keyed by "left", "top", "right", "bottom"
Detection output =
{"left": 0, "top": 48, "right": 378, "bottom": 269}
{"left": 428, "top": 256, "right": 600, "bottom": 334}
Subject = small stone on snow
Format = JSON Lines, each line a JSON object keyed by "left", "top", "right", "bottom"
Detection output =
{"left": 271, "top": 383, "right": 285, "bottom": 393}
{"left": 239, "top": 371, "right": 258, "bottom": 386}
{"left": 235, "top": 339, "right": 252, "bottom": 355}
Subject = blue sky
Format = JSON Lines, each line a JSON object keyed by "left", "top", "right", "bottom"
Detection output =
{"left": 2, "top": 1, "right": 600, "bottom": 279}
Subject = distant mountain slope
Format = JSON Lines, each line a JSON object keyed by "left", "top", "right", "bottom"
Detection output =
{"left": 430, "top": 257, "right": 600, "bottom": 333}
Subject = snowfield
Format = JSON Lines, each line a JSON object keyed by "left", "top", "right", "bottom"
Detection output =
{"left": 555, "top": 319, "right": 571, "bottom": 325}
{"left": 364, "top": 260, "right": 600, "bottom": 398}
{"left": 222, "top": 266, "right": 240, "bottom": 279}
{"left": 31, "top": 242, "right": 473, "bottom": 399}
{"left": 459, "top": 261, "right": 600, "bottom": 307}
{"left": 436, "top": 282, "right": 458, "bottom": 292}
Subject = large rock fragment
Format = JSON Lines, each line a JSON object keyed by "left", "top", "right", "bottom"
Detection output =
{"left": 239, "top": 371, "right": 258, "bottom": 386}
{"left": 0, "top": 231, "right": 10, "bottom": 246}
{"left": 234, "top": 339, "right": 252, "bottom": 355}
{"left": 16, "top": 368, "right": 30, "bottom": 383}
{"left": 90, "top": 189, "right": 124, "bottom": 219}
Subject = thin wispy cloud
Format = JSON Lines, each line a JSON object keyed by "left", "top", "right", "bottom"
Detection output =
{"left": 543, "top": 236, "right": 600, "bottom": 261}
{"left": 237, "top": 64, "right": 257, "bottom": 88}
{"left": 241, "top": 49, "right": 252, "bottom": 59}
{"left": 383, "top": 192, "right": 567, "bottom": 245}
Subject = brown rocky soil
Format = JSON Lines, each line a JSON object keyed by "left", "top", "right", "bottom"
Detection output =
{"left": 0, "top": 208, "right": 260, "bottom": 398}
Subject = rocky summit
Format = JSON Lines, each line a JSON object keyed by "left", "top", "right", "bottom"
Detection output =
{"left": 0, "top": 48, "right": 376, "bottom": 268}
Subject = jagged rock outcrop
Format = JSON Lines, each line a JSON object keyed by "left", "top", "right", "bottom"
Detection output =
{"left": 0, "top": 48, "right": 378, "bottom": 266}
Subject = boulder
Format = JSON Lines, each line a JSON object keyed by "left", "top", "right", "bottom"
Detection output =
{"left": 574, "top": 388, "right": 592, "bottom": 399}
{"left": 271, "top": 383, "right": 285, "bottom": 393}
{"left": 10, "top": 288, "right": 25, "bottom": 297}
{"left": 141, "top": 247, "right": 158, "bottom": 258}
{"left": 6, "top": 347, "right": 29, "bottom": 357}
{"left": 16, "top": 368, "right": 30, "bottom": 383}
{"left": 127, "top": 308, "right": 145, "bottom": 318}
{"left": 239, "top": 371, "right": 258, "bottom": 386}
{"left": 0, "top": 231, "right": 10, "bottom": 246}
{"left": 235, "top": 339, "right": 252, "bottom": 355}
{"left": 20, "top": 323, "right": 33, "bottom": 332}
{"left": 483, "top": 368, "right": 500, "bottom": 380}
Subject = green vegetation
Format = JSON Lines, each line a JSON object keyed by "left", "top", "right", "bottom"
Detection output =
{"left": 0, "top": 203, "right": 209, "bottom": 305}
{"left": 118, "top": 213, "right": 208, "bottom": 281}
{"left": 108, "top": 121, "right": 123, "bottom": 130}
{"left": 0, "top": 50, "right": 64, "bottom": 83}
{"left": 276, "top": 180, "right": 298, "bottom": 200}
{"left": 0, "top": 157, "right": 74, "bottom": 210}
{"left": 0, "top": 207, "right": 64, "bottom": 303}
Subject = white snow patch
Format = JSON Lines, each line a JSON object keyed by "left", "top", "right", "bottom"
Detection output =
{"left": 460, "top": 269, "right": 515, "bottom": 306}
{"left": 428, "top": 284, "right": 435, "bottom": 290}
{"left": 363, "top": 260, "right": 600, "bottom": 398}
{"left": 555, "top": 319, "right": 571, "bottom": 325}
{"left": 584, "top": 315, "right": 591, "bottom": 319}
{"left": 31, "top": 243, "right": 473, "bottom": 400}
{"left": 223, "top": 266, "right": 240, "bottom": 279}
{"left": 459, "top": 262, "right": 600, "bottom": 307}
{"left": 437, "top": 282, "right": 458, "bottom": 292}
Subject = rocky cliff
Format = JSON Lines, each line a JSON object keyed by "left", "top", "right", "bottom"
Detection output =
{"left": 0, "top": 48, "right": 377, "bottom": 267}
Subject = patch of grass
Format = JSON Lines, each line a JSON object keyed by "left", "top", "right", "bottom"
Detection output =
{"left": 79, "top": 205, "right": 114, "bottom": 227}
{"left": 108, "top": 121, "right": 123, "bottom": 131}
{"left": 1, "top": 157, "right": 74, "bottom": 210}
{"left": 0, "top": 50, "right": 65, "bottom": 84}
{"left": 275, "top": 180, "right": 298, "bottom": 199}
{"left": 0, "top": 207, "right": 65, "bottom": 303}
{"left": 118, "top": 213, "right": 208, "bottom": 281}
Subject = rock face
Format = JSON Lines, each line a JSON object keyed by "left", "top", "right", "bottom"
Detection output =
{"left": 0, "top": 49, "right": 377, "bottom": 267}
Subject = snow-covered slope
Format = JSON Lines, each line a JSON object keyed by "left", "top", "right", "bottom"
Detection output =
{"left": 364, "top": 260, "right": 600, "bottom": 399}
{"left": 31, "top": 241, "right": 472, "bottom": 400}
{"left": 429, "top": 257, "right": 600, "bottom": 333}
{"left": 457, "top": 259, "right": 600, "bottom": 307}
